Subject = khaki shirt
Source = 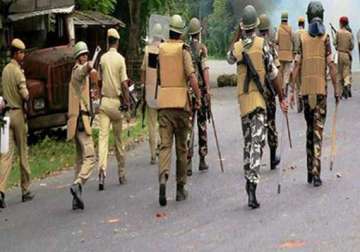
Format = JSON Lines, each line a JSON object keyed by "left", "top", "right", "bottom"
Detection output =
{"left": 100, "top": 48, "right": 128, "bottom": 98}
{"left": 1, "top": 59, "right": 28, "bottom": 108}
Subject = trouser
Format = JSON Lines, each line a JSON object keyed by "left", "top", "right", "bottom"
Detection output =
{"left": 187, "top": 96, "right": 208, "bottom": 161}
{"left": 98, "top": 97, "right": 125, "bottom": 177}
{"left": 337, "top": 52, "right": 351, "bottom": 93}
{"left": 266, "top": 96, "right": 278, "bottom": 149}
{"left": 147, "top": 106, "right": 159, "bottom": 159}
{"left": 280, "top": 61, "right": 293, "bottom": 94}
{"left": 0, "top": 109, "right": 30, "bottom": 194}
{"left": 303, "top": 95, "right": 327, "bottom": 177}
{"left": 241, "top": 108, "right": 266, "bottom": 184}
{"left": 73, "top": 130, "right": 96, "bottom": 185}
{"left": 158, "top": 109, "right": 190, "bottom": 185}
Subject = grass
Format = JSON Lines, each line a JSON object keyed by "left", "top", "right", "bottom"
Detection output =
{"left": 7, "top": 117, "right": 147, "bottom": 188}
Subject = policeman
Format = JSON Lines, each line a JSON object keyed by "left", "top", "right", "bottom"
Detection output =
{"left": 98, "top": 28, "right": 129, "bottom": 190}
{"left": 258, "top": 14, "right": 281, "bottom": 171}
{"left": 67, "top": 41, "right": 96, "bottom": 210}
{"left": 186, "top": 17, "right": 211, "bottom": 176}
{"left": 157, "top": 14, "right": 201, "bottom": 206}
{"left": 227, "top": 6, "right": 287, "bottom": 209}
{"left": 0, "top": 38, "right": 34, "bottom": 208}
{"left": 141, "top": 23, "right": 163, "bottom": 165}
{"left": 276, "top": 12, "right": 294, "bottom": 95}
{"left": 293, "top": 17, "right": 306, "bottom": 112}
{"left": 334, "top": 16, "right": 354, "bottom": 99}
{"left": 291, "top": 1, "right": 339, "bottom": 187}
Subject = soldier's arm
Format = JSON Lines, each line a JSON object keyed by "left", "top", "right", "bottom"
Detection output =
{"left": 350, "top": 33, "right": 355, "bottom": 51}
{"left": 16, "top": 70, "right": 29, "bottom": 101}
{"left": 183, "top": 49, "right": 200, "bottom": 101}
{"left": 325, "top": 36, "right": 339, "bottom": 98}
{"left": 201, "top": 45, "right": 210, "bottom": 92}
{"left": 73, "top": 62, "right": 93, "bottom": 84}
{"left": 120, "top": 57, "right": 131, "bottom": 103}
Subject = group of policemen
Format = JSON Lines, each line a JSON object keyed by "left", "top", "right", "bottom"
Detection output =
{"left": 0, "top": 0, "right": 353, "bottom": 210}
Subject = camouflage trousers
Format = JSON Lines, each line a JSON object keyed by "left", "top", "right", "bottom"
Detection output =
{"left": 266, "top": 96, "right": 278, "bottom": 149}
{"left": 187, "top": 96, "right": 208, "bottom": 160}
{"left": 303, "top": 95, "right": 327, "bottom": 176}
{"left": 241, "top": 108, "right": 267, "bottom": 184}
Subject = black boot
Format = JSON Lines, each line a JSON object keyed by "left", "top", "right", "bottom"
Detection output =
{"left": 343, "top": 87, "right": 349, "bottom": 99}
{"left": 0, "top": 192, "right": 6, "bottom": 208}
{"left": 70, "top": 183, "right": 84, "bottom": 210}
{"left": 176, "top": 184, "right": 188, "bottom": 202}
{"left": 297, "top": 97, "right": 303, "bottom": 113}
{"left": 98, "top": 171, "right": 105, "bottom": 191}
{"left": 22, "top": 191, "right": 35, "bottom": 203}
{"left": 159, "top": 183, "right": 167, "bottom": 207}
{"left": 349, "top": 86, "right": 352, "bottom": 98}
{"left": 187, "top": 159, "right": 192, "bottom": 176}
{"left": 270, "top": 148, "right": 280, "bottom": 170}
{"left": 307, "top": 172, "right": 313, "bottom": 184}
{"left": 246, "top": 180, "right": 260, "bottom": 209}
{"left": 199, "top": 156, "right": 209, "bottom": 171}
{"left": 313, "top": 175, "right": 322, "bottom": 187}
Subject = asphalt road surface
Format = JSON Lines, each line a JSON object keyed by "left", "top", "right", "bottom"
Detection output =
{"left": 1, "top": 63, "right": 360, "bottom": 252}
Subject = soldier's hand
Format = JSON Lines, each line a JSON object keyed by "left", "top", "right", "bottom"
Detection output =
{"left": 194, "top": 98, "right": 201, "bottom": 110}
{"left": 280, "top": 99, "right": 288, "bottom": 113}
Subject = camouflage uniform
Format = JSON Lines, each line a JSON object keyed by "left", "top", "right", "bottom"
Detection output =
{"left": 187, "top": 40, "right": 209, "bottom": 162}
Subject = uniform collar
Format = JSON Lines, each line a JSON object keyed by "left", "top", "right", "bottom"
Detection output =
{"left": 109, "top": 47, "right": 118, "bottom": 52}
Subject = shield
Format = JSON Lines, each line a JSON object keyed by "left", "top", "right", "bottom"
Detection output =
{"left": 148, "top": 14, "right": 170, "bottom": 42}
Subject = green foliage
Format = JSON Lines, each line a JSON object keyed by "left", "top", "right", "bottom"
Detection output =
{"left": 205, "top": 0, "right": 235, "bottom": 57}
{"left": 75, "top": 0, "right": 117, "bottom": 14}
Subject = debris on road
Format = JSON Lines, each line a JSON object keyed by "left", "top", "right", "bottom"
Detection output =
{"left": 278, "top": 240, "right": 306, "bottom": 249}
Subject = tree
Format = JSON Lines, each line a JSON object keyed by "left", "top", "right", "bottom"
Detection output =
{"left": 75, "top": 0, "right": 117, "bottom": 15}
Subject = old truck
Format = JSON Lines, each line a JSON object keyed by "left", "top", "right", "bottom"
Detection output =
{"left": 0, "top": 0, "right": 125, "bottom": 133}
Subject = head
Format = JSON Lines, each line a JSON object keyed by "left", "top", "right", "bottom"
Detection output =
{"left": 242, "top": 5, "right": 259, "bottom": 32}
{"left": 306, "top": 1, "right": 324, "bottom": 24}
{"left": 339, "top": 16, "right": 349, "bottom": 28}
{"left": 74, "top": 41, "right": 89, "bottom": 64}
{"left": 107, "top": 28, "right": 120, "bottom": 49}
{"left": 188, "top": 17, "right": 202, "bottom": 40}
{"left": 281, "top": 12, "right": 288, "bottom": 23}
{"left": 169, "top": 14, "right": 185, "bottom": 39}
{"left": 258, "top": 14, "right": 270, "bottom": 35}
{"left": 298, "top": 16, "right": 305, "bottom": 28}
{"left": 10, "top": 38, "right": 26, "bottom": 63}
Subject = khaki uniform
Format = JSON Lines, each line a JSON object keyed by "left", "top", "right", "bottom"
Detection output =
{"left": 67, "top": 62, "right": 95, "bottom": 185}
{"left": 294, "top": 32, "right": 333, "bottom": 177}
{"left": 0, "top": 60, "right": 31, "bottom": 194}
{"left": 141, "top": 42, "right": 161, "bottom": 160}
{"left": 158, "top": 39, "right": 194, "bottom": 185}
{"left": 228, "top": 35, "right": 279, "bottom": 184}
{"left": 335, "top": 28, "right": 354, "bottom": 92}
{"left": 277, "top": 23, "right": 293, "bottom": 89}
{"left": 293, "top": 28, "right": 306, "bottom": 94}
{"left": 98, "top": 48, "right": 128, "bottom": 177}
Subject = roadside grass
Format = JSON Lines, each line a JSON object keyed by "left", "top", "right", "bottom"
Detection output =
{"left": 7, "top": 118, "right": 147, "bottom": 188}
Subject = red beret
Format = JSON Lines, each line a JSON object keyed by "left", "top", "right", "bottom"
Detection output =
{"left": 340, "top": 16, "right": 349, "bottom": 25}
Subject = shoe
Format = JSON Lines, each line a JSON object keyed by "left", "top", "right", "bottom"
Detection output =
{"left": 307, "top": 173, "right": 313, "bottom": 184}
{"left": 270, "top": 148, "right": 280, "bottom": 170}
{"left": 343, "top": 88, "right": 349, "bottom": 99}
{"left": 70, "top": 183, "right": 84, "bottom": 210}
{"left": 119, "top": 176, "right": 127, "bottom": 185}
{"left": 199, "top": 157, "right": 209, "bottom": 171}
{"left": 22, "top": 191, "right": 35, "bottom": 203}
{"left": 159, "top": 184, "right": 167, "bottom": 206}
{"left": 98, "top": 171, "right": 105, "bottom": 191}
{"left": 246, "top": 180, "right": 260, "bottom": 209}
{"left": 349, "top": 86, "right": 352, "bottom": 98}
{"left": 0, "top": 192, "right": 6, "bottom": 208}
{"left": 150, "top": 157, "right": 156, "bottom": 165}
{"left": 313, "top": 176, "right": 322, "bottom": 187}
{"left": 187, "top": 159, "right": 192, "bottom": 176}
{"left": 176, "top": 184, "right": 188, "bottom": 202}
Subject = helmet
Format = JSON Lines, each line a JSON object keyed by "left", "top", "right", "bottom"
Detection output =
{"left": 188, "top": 17, "right": 202, "bottom": 35}
{"left": 152, "top": 23, "right": 163, "bottom": 38}
{"left": 306, "top": 1, "right": 324, "bottom": 23}
{"left": 298, "top": 16, "right": 305, "bottom": 23}
{"left": 74, "top": 41, "right": 89, "bottom": 58}
{"left": 281, "top": 12, "right": 288, "bottom": 22}
{"left": 107, "top": 28, "right": 120, "bottom": 39}
{"left": 11, "top": 38, "right": 26, "bottom": 50}
{"left": 169, "top": 14, "right": 185, "bottom": 34}
{"left": 258, "top": 14, "right": 270, "bottom": 31}
{"left": 242, "top": 5, "right": 259, "bottom": 30}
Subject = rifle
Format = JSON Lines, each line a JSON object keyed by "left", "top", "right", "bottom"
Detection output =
{"left": 329, "top": 23, "right": 337, "bottom": 40}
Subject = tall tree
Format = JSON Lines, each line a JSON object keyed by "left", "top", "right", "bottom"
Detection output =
{"left": 75, "top": 0, "right": 117, "bottom": 14}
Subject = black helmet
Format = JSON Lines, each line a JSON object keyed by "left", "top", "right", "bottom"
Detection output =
{"left": 306, "top": 1, "right": 324, "bottom": 23}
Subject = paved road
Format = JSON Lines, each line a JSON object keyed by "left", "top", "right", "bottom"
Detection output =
{"left": 1, "top": 66, "right": 360, "bottom": 251}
